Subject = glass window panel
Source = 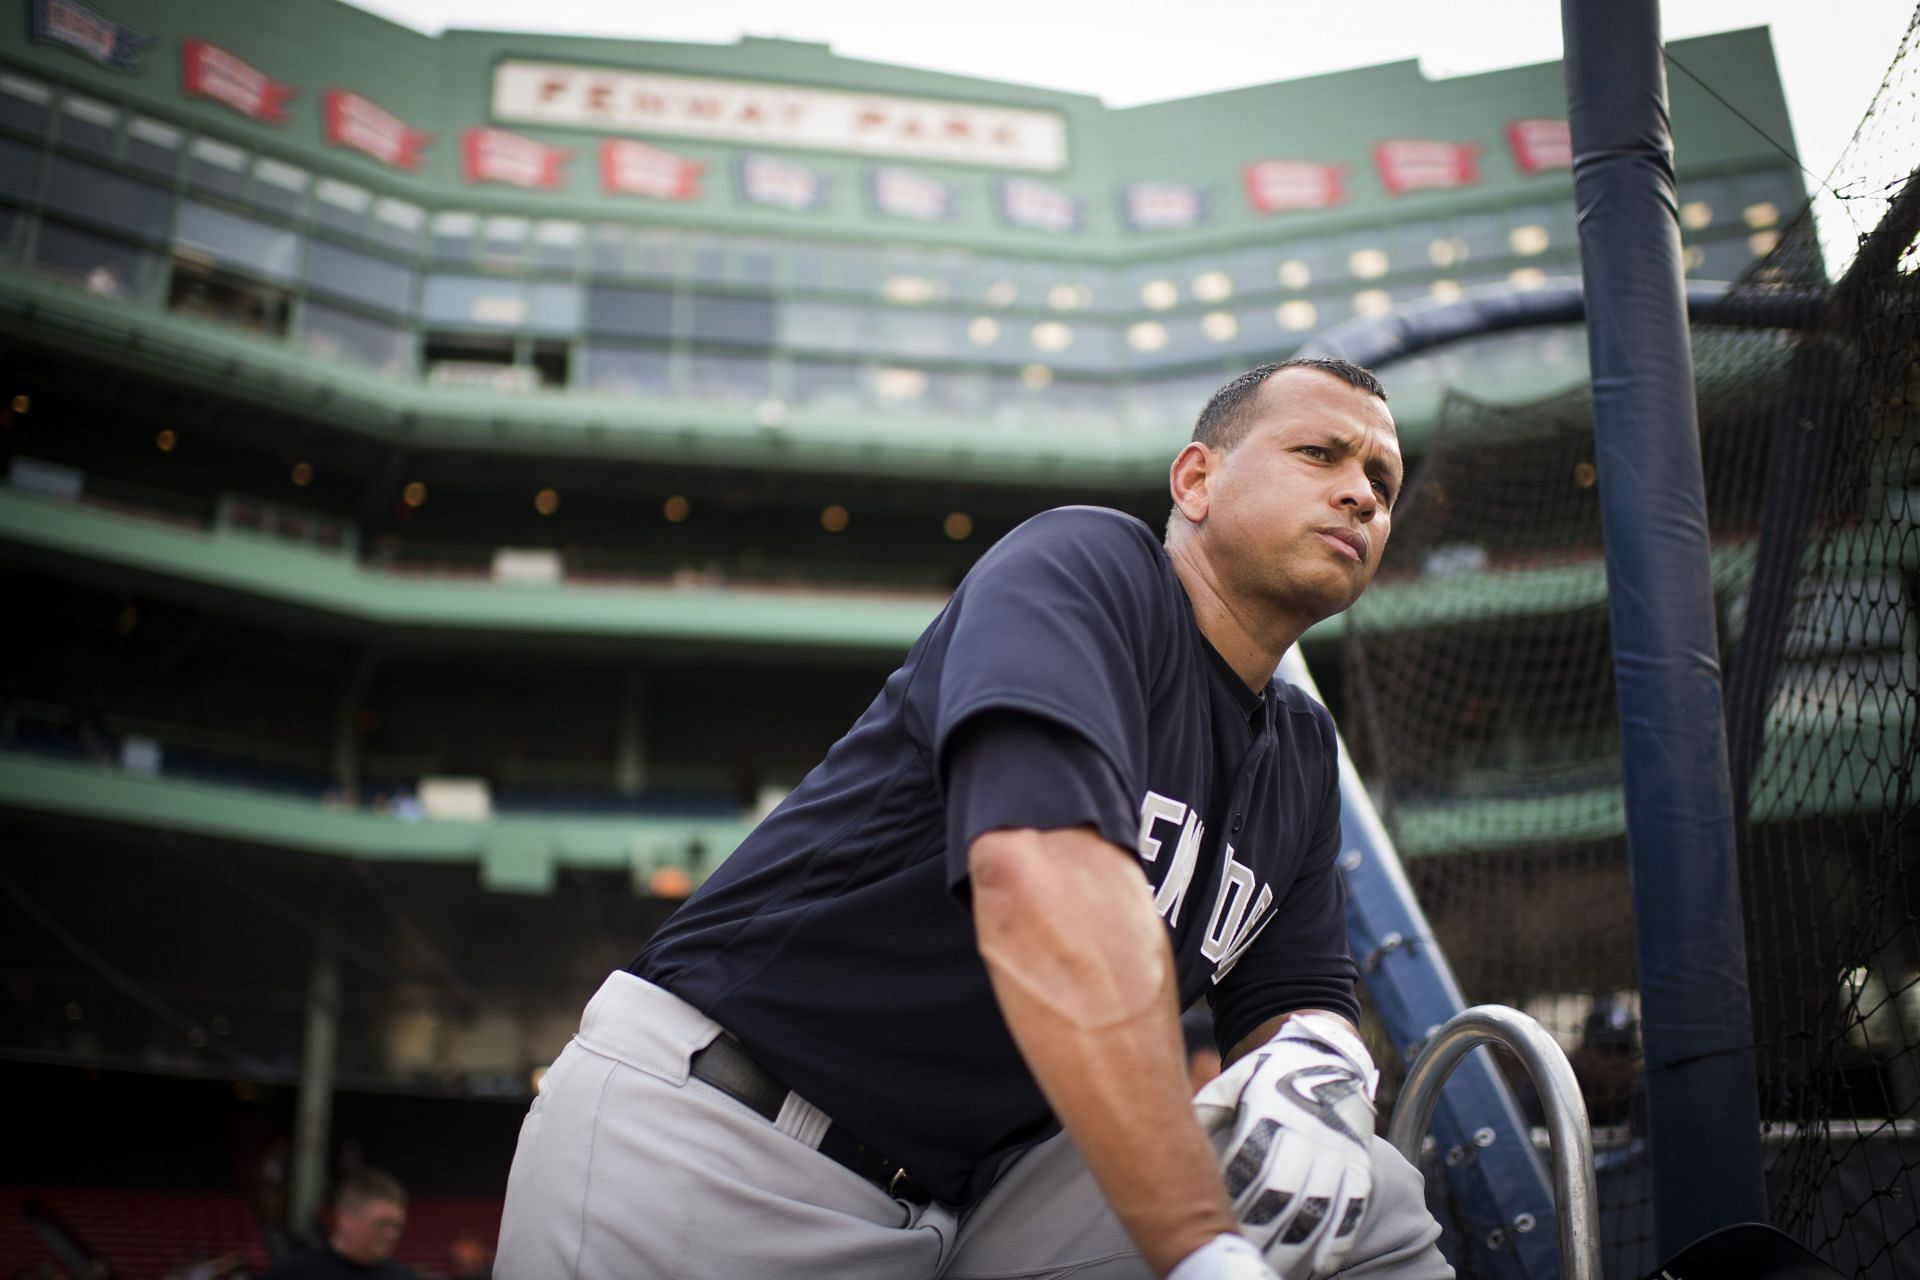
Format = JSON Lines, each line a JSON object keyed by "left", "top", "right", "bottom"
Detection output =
{"left": 1676, "top": 178, "right": 1732, "bottom": 232}
{"left": 126, "top": 117, "right": 182, "bottom": 178}
{"left": 0, "top": 72, "right": 53, "bottom": 133}
{"left": 43, "top": 156, "right": 171, "bottom": 238}
{"left": 1695, "top": 235, "right": 1757, "bottom": 282}
{"left": 1127, "top": 371, "right": 1222, "bottom": 430}
{"left": 975, "top": 257, "right": 1032, "bottom": 306}
{"left": 588, "top": 224, "right": 628, "bottom": 277}
{"left": 1272, "top": 237, "right": 1336, "bottom": 290}
{"left": 421, "top": 275, "right": 528, "bottom": 328}
{"left": 688, "top": 351, "right": 771, "bottom": 401}
{"left": 34, "top": 220, "right": 157, "bottom": 299}
{"left": 1232, "top": 246, "right": 1280, "bottom": 295}
{"left": 250, "top": 158, "right": 309, "bottom": 216}
{"left": 922, "top": 368, "right": 982, "bottom": 415}
{"left": 299, "top": 302, "right": 409, "bottom": 376}
{"left": 584, "top": 344, "right": 671, "bottom": 395}
{"left": 1737, "top": 170, "right": 1801, "bottom": 221}
{"left": 1449, "top": 213, "right": 1505, "bottom": 264}
{"left": 586, "top": 286, "right": 675, "bottom": 338}
{"left": 1047, "top": 322, "right": 1116, "bottom": 373}
{"left": 533, "top": 220, "right": 583, "bottom": 270}
{"left": 528, "top": 282, "right": 581, "bottom": 334}
{"left": 56, "top": 94, "right": 118, "bottom": 155}
{"left": 175, "top": 200, "right": 301, "bottom": 280}
{"left": 687, "top": 292, "right": 775, "bottom": 346}
{"left": 313, "top": 178, "right": 370, "bottom": 235}
{"left": 0, "top": 136, "right": 41, "bottom": 203}
{"left": 778, "top": 299, "right": 867, "bottom": 353}
{"left": 306, "top": 239, "right": 414, "bottom": 314}
{"left": 686, "top": 234, "right": 729, "bottom": 282}
{"left": 873, "top": 308, "right": 957, "bottom": 359}
{"left": 635, "top": 228, "right": 678, "bottom": 277}
{"left": 187, "top": 137, "right": 248, "bottom": 196}
{"left": 736, "top": 238, "right": 778, "bottom": 286}
{"left": 480, "top": 215, "right": 528, "bottom": 268}
{"left": 1035, "top": 375, "right": 1116, "bottom": 423}
{"left": 431, "top": 211, "right": 478, "bottom": 263}
{"left": 790, "top": 358, "right": 862, "bottom": 409}
{"left": 370, "top": 198, "right": 422, "bottom": 252}
{"left": 0, "top": 205, "right": 21, "bottom": 260}
{"left": 789, "top": 242, "right": 832, "bottom": 291}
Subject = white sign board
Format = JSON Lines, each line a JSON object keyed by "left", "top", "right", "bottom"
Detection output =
{"left": 492, "top": 59, "right": 1068, "bottom": 171}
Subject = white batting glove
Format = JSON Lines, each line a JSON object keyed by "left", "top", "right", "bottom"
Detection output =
{"left": 1167, "top": 1233, "right": 1281, "bottom": 1280}
{"left": 1192, "top": 1012, "right": 1379, "bottom": 1279}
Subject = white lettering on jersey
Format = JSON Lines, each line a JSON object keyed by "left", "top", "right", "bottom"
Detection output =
{"left": 1135, "top": 791, "right": 1202, "bottom": 927}
{"left": 1152, "top": 810, "right": 1203, "bottom": 927}
{"left": 1201, "top": 845, "right": 1276, "bottom": 981}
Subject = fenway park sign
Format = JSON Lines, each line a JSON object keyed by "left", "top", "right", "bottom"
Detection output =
{"left": 491, "top": 59, "right": 1067, "bottom": 171}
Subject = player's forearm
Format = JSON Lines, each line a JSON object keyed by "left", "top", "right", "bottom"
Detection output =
{"left": 970, "top": 827, "right": 1236, "bottom": 1278}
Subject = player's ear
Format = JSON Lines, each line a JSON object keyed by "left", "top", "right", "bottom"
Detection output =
{"left": 1169, "top": 441, "right": 1215, "bottom": 528}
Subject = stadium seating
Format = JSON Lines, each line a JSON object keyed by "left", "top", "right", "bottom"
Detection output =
{"left": 23, "top": 1188, "right": 268, "bottom": 1280}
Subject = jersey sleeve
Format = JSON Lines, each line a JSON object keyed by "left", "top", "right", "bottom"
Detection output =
{"left": 944, "top": 711, "right": 1137, "bottom": 889}
{"left": 924, "top": 509, "right": 1173, "bottom": 884}
{"left": 1209, "top": 700, "right": 1362, "bottom": 1052}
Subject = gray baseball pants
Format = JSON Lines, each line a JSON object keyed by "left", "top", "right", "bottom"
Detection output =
{"left": 497, "top": 971, "right": 1453, "bottom": 1279}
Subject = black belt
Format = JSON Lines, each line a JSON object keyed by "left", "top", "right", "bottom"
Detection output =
{"left": 689, "top": 1033, "right": 932, "bottom": 1206}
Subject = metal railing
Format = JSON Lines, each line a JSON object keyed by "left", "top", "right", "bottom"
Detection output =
{"left": 1387, "top": 1005, "right": 1603, "bottom": 1280}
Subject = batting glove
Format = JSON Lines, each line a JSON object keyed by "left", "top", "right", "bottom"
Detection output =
{"left": 1167, "top": 1233, "right": 1281, "bottom": 1280}
{"left": 1192, "top": 1012, "right": 1379, "bottom": 1279}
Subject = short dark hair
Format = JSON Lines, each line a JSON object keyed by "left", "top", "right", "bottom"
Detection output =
{"left": 336, "top": 1168, "right": 407, "bottom": 1210}
{"left": 1191, "top": 357, "right": 1387, "bottom": 453}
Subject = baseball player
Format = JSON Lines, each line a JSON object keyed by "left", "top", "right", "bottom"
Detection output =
{"left": 498, "top": 358, "right": 1451, "bottom": 1279}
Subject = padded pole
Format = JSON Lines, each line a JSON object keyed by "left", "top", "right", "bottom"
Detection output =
{"left": 288, "top": 946, "right": 341, "bottom": 1243}
{"left": 1560, "top": 0, "right": 1765, "bottom": 1253}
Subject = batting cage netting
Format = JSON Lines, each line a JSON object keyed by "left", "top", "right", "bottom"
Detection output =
{"left": 1342, "top": 9, "right": 1920, "bottom": 1277}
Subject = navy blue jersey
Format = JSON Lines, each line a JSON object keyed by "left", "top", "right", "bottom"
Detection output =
{"left": 634, "top": 506, "right": 1358, "bottom": 1205}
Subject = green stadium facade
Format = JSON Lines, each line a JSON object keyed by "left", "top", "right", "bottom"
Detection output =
{"left": 0, "top": 0, "right": 1820, "bottom": 1262}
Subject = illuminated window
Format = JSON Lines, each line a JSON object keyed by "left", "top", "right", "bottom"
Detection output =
{"left": 1742, "top": 202, "right": 1779, "bottom": 229}
{"left": 1429, "top": 279, "right": 1463, "bottom": 303}
{"left": 1048, "top": 282, "right": 1085, "bottom": 311}
{"left": 1031, "top": 322, "right": 1073, "bottom": 352}
{"left": 1352, "top": 289, "right": 1392, "bottom": 317}
{"left": 1682, "top": 246, "right": 1706, "bottom": 273}
{"left": 873, "top": 367, "right": 928, "bottom": 401}
{"left": 1020, "top": 363, "right": 1053, "bottom": 390}
{"left": 1348, "top": 248, "right": 1389, "bottom": 280}
{"left": 882, "top": 275, "right": 938, "bottom": 305}
{"left": 1508, "top": 267, "right": 1547, "bottom": 290}
{"left": 1680, "top": 201, "right": 1713, "bottom": 231}
{"left": 1192, "top": 271, "right": 1233, "bottom": 303}
{"left": 1201, "top": 311, "right": 1239, "bottom": 343}
{"left": 1139, "top": 279, "right": 1179, "bottom": 310}
{"left": 1428, "top": 238, "right": 1462, "bottom": 268}
{"left": 1508, "top": 225, "right": 1550, "bottom": 256}
{"left": 1127, "top": 321, "right": 1169, "bottom": 353}
{"left": 1278, "top": 260, "right": 1312, "bottom": 290}
{"left": 985, "top": 280, "right": 1018, "bottom": 307}
{"left": 1275, "top": 300, "right": 1318, "bottom": 331}
{"left": 1748, "top": 230, "right": 1780, "bottom": 257}
{"left": 968, "top": 316, "right": 1001, "bottom": 346}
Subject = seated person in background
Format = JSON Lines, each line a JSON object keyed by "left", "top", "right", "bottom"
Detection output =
{"left": 263, "top": 1168, "right": 415, "bottom": 1280}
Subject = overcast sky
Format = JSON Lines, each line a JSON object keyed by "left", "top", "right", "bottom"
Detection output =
{"left": 344, "top": 0, "right": 1914, "bottom": 262}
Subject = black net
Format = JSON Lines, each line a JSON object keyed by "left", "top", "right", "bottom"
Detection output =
{"left": 1345, "top": 9, "right": 1920, "bottom": 1276}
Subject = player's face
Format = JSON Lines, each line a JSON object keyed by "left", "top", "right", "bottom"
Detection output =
{"left": 1200, "top": 369, "right": 1402, "bottom": 622}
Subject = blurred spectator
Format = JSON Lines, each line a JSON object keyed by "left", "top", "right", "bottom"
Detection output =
{"left": 262, "top": 1168, "right": 415, "bottom": 1279}
{"left": 1573, "top": 998, "right": 1644, "bottom": 1130}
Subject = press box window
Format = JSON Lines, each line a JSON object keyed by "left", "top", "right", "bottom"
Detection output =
{"left": 174, "top": 201, "right": 301, "bottom": 281}
{"left": 43, "top": 156, "right": 172, "bottom": 239}
{"left": 586, "top": 286, "right": 675, "bottom": 339}
{"left": 127, "top": 118, "right": 183, "bottom": 179}
{"left": 251, "top": 158, "right": 310, "bottom": 217}
{"left": 187, "top": 137, "right": 248, "bottom": 197}
{"left": 168, "top": 255, "right": 292, "bottom": 336}
{"left": 34, "top": 220, "right": 158, "bottom": 300}
{"left": 307, "top": 240, "right": 414, "bottom": 315}
{"left": 423, "top": 332, "right": 527, "bottom": 390}
{"left": 0, "top": 73, "right": 52, "bottom": 134}
{"left": 0, "top": 136, "right": 41, "bottom": 204}
{"left": 55, "top": 95, "right": 118, "bottom": 156}
{"left": 299, "top": 302, "right": 410, "bottom": 376}
{"left": 371, "top": 198, "right": 423, "bottom": 253}
{"left": 584, "top": 345, "right": 670, "bottom": 395}
{"left": 314, "top": 179, "right": 371, "bottom": 237}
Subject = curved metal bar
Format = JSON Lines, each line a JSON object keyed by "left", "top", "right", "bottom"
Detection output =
{"left": 1387, "top": 1005, "right": 1603, "bottom": 1280}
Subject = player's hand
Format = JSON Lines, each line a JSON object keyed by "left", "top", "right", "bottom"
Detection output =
{"left": 1192, "top": 1012, "right": 1378, "bottom": 1279}
{"left": 1167, "top": 1233, "right": 1281, "bottom": 1280}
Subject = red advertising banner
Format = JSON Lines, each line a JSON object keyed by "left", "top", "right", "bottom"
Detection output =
{"left": 599, "top": 138, "right": 703, "bottom": 200}
{"left": 323, "top": 89, "right": 431, "bottom": 171}
{"left": 1241, "top": 159, "right": 1346, "bottom": 213}
{"left": 1372, "top": 139, "right": 1481, "bottom": 195}
{"left": 461, "top": 127, "right": 569, "bottom": 189}
{"left": 180, "top": 38, "right": 295, "bottom": 124}
{"left": 1506, "top": 118, "right": 1573, "bottom": 174}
